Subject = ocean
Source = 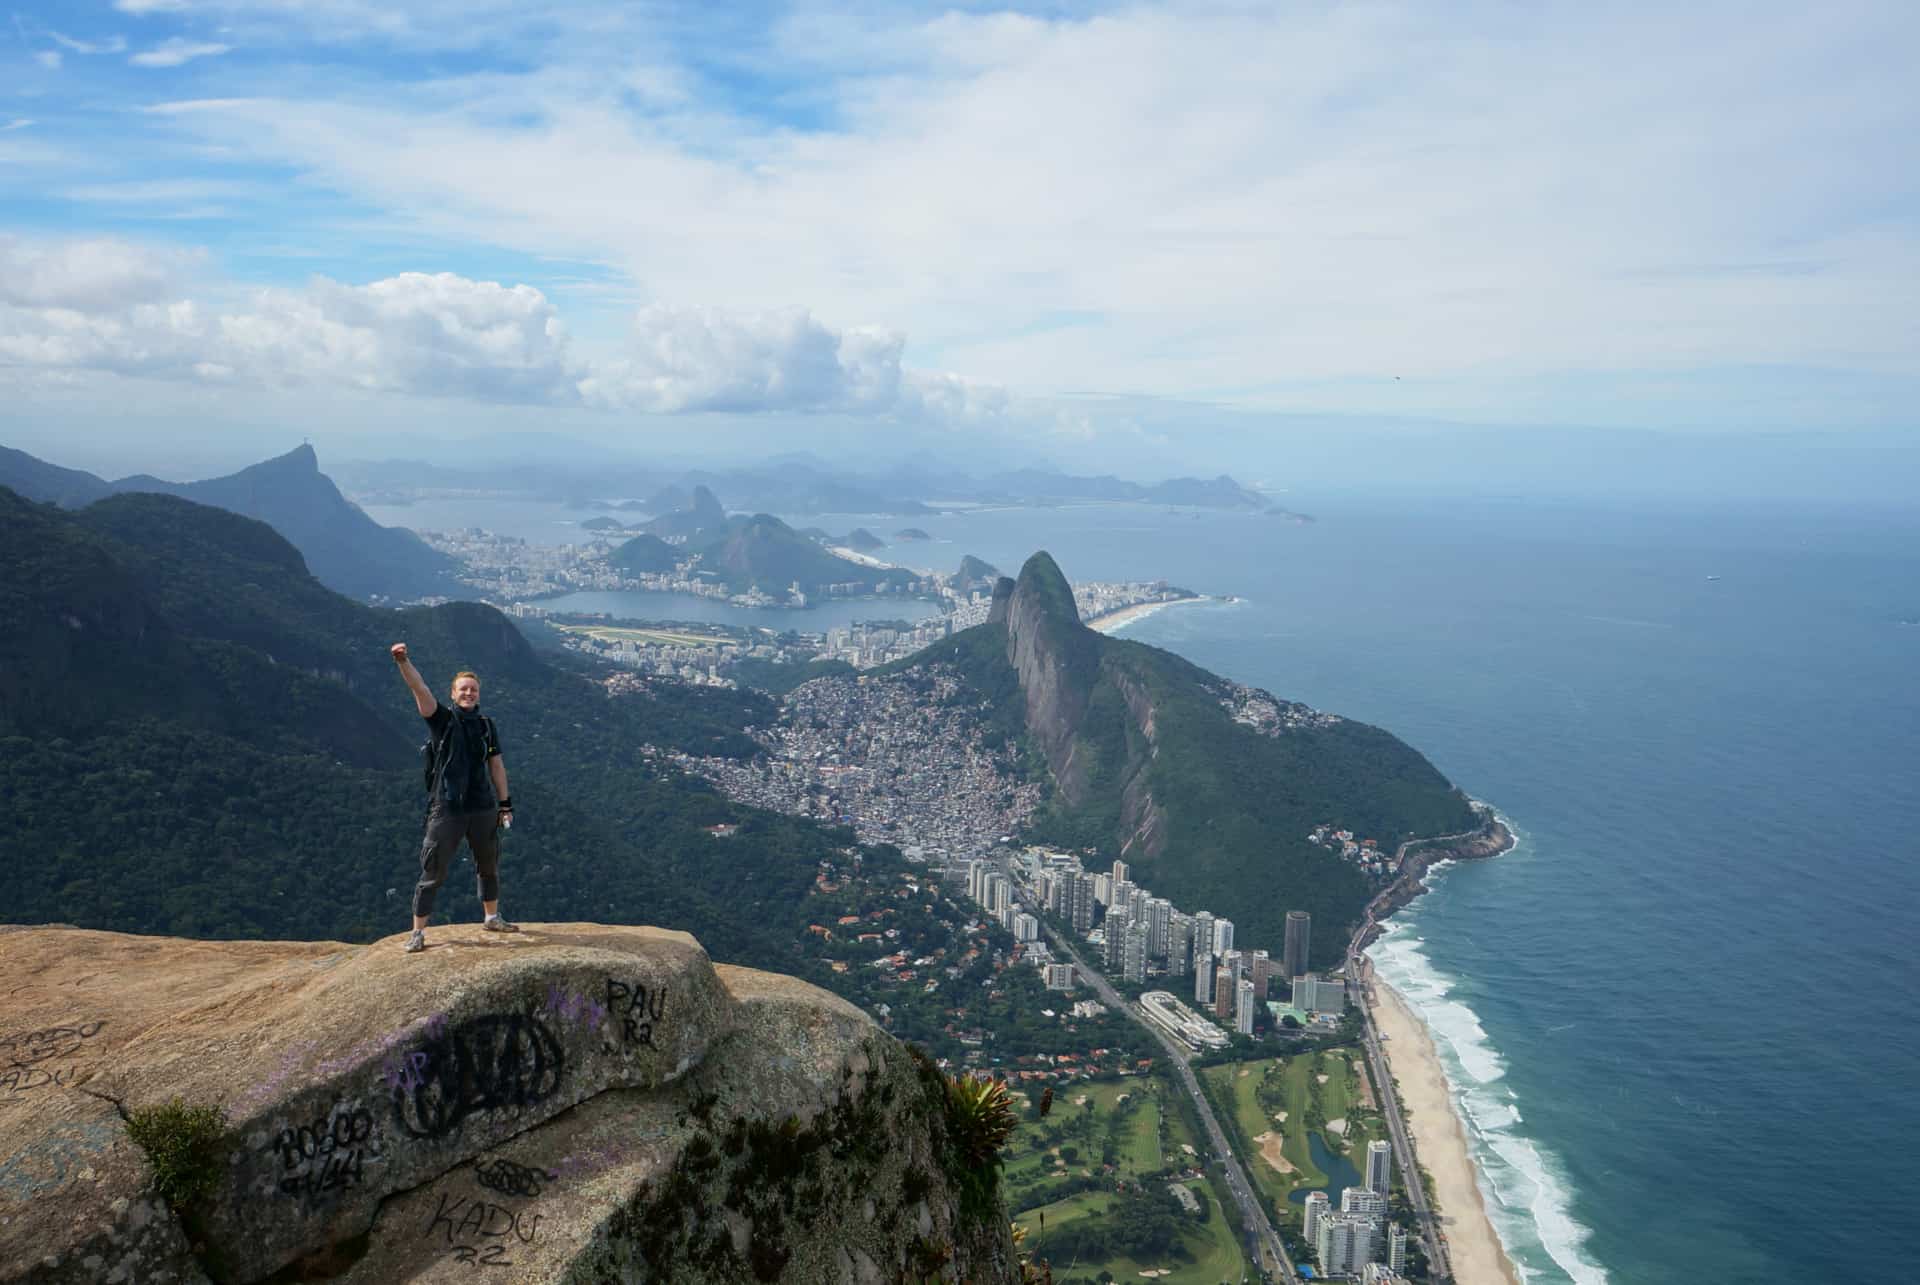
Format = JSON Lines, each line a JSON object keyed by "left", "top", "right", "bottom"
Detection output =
{"left": 373, "top": 491, "right": 1920, "bottom": 1282}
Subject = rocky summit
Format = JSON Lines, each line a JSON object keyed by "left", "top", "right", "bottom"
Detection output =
{"left": 0, "top": 924, "right": 1015, "bottom": 1284}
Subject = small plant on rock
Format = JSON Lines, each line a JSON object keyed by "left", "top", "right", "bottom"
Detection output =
{"left": 125, "top": 1097, "right": 228, "bottom": 1207}
{"left": 946, "top": 1075, "right": 1016, "bottom": 1170}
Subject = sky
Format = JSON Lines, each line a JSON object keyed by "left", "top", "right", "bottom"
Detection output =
{"left": 2, "top": 1, "right": 1917, "bottom": 491}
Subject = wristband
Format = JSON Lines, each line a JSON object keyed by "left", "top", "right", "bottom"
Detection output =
{"left": 498, "top": 797, "right": 513, "bottom": 810}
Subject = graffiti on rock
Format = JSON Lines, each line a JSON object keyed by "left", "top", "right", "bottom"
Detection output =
{"left": 2, "top": 1019, "right": 107, "bottom": 1096}
{"left": 391, "top": 1013, "right": 566, "bottom": 1141}
{"left": 0, "top": 1120, "right": 116, "bottom": 1201}
{"left": 267, "top": 1105, "right": 378, "bottom": 1205}
{"left": 425, "top": 1191, "right": 542, "bottom": 1268}
{"left": 473, "top": 1156, "right": 557, "bottom": 1199}
{"left": 604, "top": 980, "right": 667, "bottom": 1050}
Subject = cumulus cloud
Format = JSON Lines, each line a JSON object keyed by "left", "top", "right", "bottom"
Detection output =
{"left": 0, "top": 238, "right": 1003, "bottom": 422}
{"left": 580, "top": 307, "right": 901, "bottom": 413}
{"left": 0, "top": 235, "right": 201, "bottom": 310}
{"left": 217, "top": 272, "right": 574, "bottom": 401}
{"left": 130, "top": 38, "right": 231, "bottom": 67}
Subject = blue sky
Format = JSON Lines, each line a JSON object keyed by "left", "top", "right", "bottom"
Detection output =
{"left": 3, "top": 1, "right": 1917, "bottom": 482}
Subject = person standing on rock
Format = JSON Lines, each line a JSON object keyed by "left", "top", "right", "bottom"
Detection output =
{"left": 391, "top": 643, "right": 517, "bottom": 952}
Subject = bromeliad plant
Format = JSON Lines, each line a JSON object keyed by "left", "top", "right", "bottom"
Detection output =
{"left": 943, "top": 1072, "right": 1017, "bottom": 1221}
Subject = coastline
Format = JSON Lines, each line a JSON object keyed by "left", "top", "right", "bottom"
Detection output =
{"left": 1370, "top": 974, "right": 1526, "bottom": 1285}
{"left": 1085, "top": 595, "right": 1207, "bottom": 633}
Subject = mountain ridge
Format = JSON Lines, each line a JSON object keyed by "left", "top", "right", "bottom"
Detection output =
{"left": 0, "top": 443, "right": 459, "bottom": 601}
{"left": 916, "top": 551, "right": 1479, "bottom": 963}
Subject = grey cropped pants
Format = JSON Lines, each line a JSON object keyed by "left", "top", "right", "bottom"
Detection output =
{"left": 412, "top": 801, "right": 501, "bottom": 918}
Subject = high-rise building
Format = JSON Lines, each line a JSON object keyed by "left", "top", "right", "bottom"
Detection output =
{"left": 1104, "top": 909, "right": 1131, "bottom": 970}
{"left": 966, "top": 860, "right": 988, "bottom": 905}
{"left": 1146, "top": 897, "right": 1172, "bottom": 958}
{"left": 1194, "top": 955, "right": 1215, "bottom": 1006}
{"left": 1110, "top": 859, "right": 1130, "bottom": 885}
{"left": 1302, "top": 1190, "right": 1329, "bottom": 1246}
{"left": 1124, "top": 920, "right": 1150, "bottom": 983}
{"left": 1065, "top": 872, "right": 1095, "bottom": 934}
{"left": 1366, "top": 1139, "right": 1393, "bottom": 1194}
{"left": 1341, "top": 1186, "right": 1387, "bottom": 1218}
{"left": 1011, "top": 911, "right": 1039, "bottom": 942}
{"left": 1250, "top": 949, "right": 1275, "bottom": 1000}
{"left": 1213, "top": 968, "right": 1236, "bottom": 1020}
{"left": 1168, "top": 913, "right": 1194, "bottom": 976}
{"left": 1284, "top": 909, "right": 1311, "bottom": 979}
{"left": 1213, "top": 917, "right": 1234, "bottom": 957}
{"left": 1193, "top": 911, "right": 1215, "bottom": 960}
{"left": 1235, "top": 979, "right": 1256, "bottom": 1034}
{"left": 1044, "top": 963, "right": 1076, "bottom": 991}
{"left": 1388, "top": 1225, "right": 1408, "bottom": 1274}
{"left": 1315, "top": 1214, "right": 1378, "bottom": 1276}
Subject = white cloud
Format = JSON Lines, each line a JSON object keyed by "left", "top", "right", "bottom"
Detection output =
{"left": 131, "top": 38, "right": 232, "bottom": 68}
{"left": 34, "top": 50, "right": 61, "bottom": 69}
{"left": 579, "top": 307, "right": 902, "bottom": 414}
{"left": 0, "top": 235, "right": 201, "bottom": 310}
{"left": 0, "top": 238, "right": 1004, "bottom": 422}
{"left": 115, "top": 0, "right": 191, "bottom": 13}
{"left": 130, "top": 2, "right": 1920, "bottom": 413}
{"left": 48, "top": 31, "right": 128, "bottom": 55}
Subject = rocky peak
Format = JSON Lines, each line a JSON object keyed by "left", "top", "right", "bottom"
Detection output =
{"left": 999, "top": 553, "right": 1104, "bottom": 806}
{"left": 0, "top": 924, "right": 1015, "bottom": 1285}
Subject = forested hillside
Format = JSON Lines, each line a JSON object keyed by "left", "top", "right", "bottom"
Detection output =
{"left": 895, "top": 554, "right": 1479, "bottom": 967}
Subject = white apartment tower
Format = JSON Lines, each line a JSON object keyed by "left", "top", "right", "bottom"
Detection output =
{"left": 1302, "top": 1190, "right": 1329, "bottom": 1246}
{"left": 1194, "top": 954, "right": 1215, "bottom": 1007}
{"left": 1193, "top": 911, "right": 1216, "bottom": 960}
{"left": 1235, "top": 978, "right": 1256, "bottom": 1034}
{"left": 1213, "top": 917, "right": 1234, "bottom": 957}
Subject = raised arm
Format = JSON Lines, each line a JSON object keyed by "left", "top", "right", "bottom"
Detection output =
{"left": 390, "top": 643, "right": 437, "bottom": 720}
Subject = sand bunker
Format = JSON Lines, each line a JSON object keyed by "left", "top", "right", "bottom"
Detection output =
{"left": 1273, "top": 1111, "right": 1288, "bottom": 1123}
{"left": 1327, "top": 1118, "right": 1348, "bottom": 1136}
{"left": 1252, "top": 1131, "right": 1295, "bottom": 1175}
{"left": 1238, "top": 1068, "right": 1251, "bottom": 1078}
{"left": 1317, "top": 1073, "right": 1330, "bottom": 1084}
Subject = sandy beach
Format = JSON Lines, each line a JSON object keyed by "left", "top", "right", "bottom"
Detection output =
{"left": 1372, "top": 978, "right": 1524, "bottom": 1285}
{"left": 1085, "top": 596, "right": 1205, "bottom": 633}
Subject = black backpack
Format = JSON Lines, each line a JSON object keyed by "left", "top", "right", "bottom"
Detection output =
{"left": 421, "top": 713, "right": 496, "bottom": 795}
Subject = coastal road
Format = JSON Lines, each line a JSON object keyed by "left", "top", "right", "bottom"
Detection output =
{"left": 1034, "top": 915, "right": 1300, "bottom": 1284}
{"left": 1348, "top": 938, "right": 1452, "bottom": 1282}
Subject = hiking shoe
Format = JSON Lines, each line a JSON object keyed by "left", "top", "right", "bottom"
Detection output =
{"left": 483, "top": 915, "right": 519, "bottom": 933}
{"left": 402, "top": 929, "right": 427, "bottom": 954}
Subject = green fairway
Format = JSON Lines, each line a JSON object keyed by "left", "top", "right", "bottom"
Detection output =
{"left": 1015, "top": 1184, "right": 1245, "bottom": 1285}
{"left": 1004, "top": 1077, "right": 1169, "bottom": 1206}
{"left": 1002, "top": 1075, "right": 1251, "bottom": 1285}
{"left": 1201, "top": 1049, "right": 1389, "bottom": 1233}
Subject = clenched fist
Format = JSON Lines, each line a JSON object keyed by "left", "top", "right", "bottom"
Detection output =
{"left": 391, "top": 642, "right": 410, "bottom": 664}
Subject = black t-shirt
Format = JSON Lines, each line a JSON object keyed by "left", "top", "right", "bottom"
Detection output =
{"left": 426, "top": 702, "right": 501, "bottom": 809}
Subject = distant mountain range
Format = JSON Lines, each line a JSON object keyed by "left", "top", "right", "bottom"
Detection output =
{"left": 335, "top": 453, "right": 1276, "bottom": 516}
{"left": 613, "top": 490, "right": 919, "bottom": 596}
{"left": 0, "top": 443, "right": 457, "bottom": 601}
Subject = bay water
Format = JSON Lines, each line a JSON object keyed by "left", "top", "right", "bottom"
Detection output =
{"left": 377, "top": 490, "right": 1919, "bottom": 1282}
